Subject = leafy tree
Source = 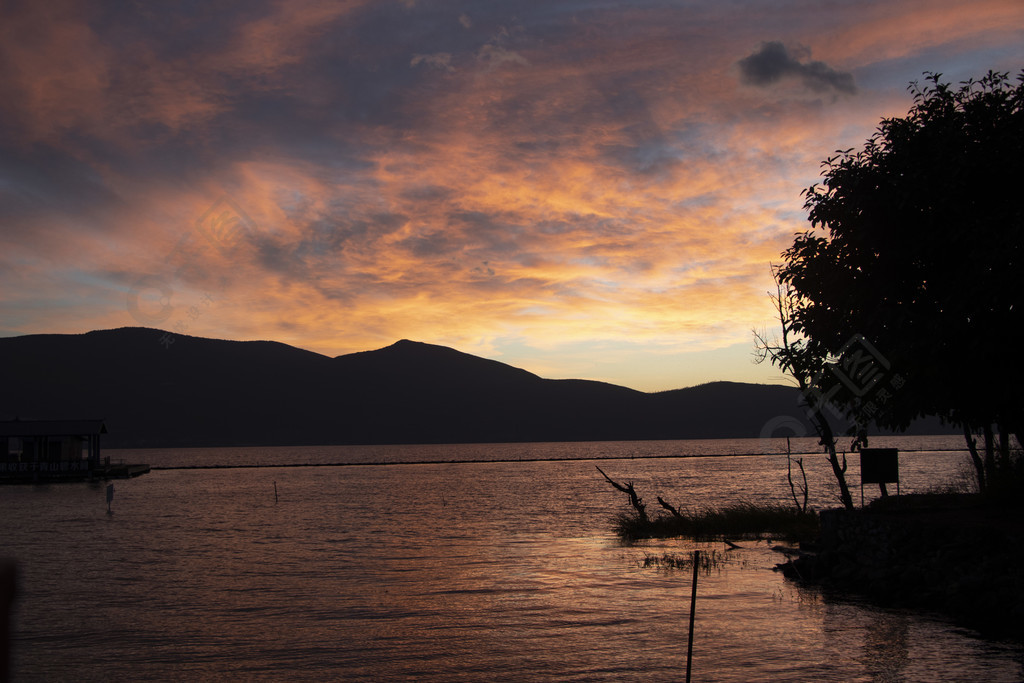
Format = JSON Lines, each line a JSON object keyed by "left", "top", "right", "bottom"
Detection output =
{"left": 776, "top": 70, "right": 1024, "bottom": 490}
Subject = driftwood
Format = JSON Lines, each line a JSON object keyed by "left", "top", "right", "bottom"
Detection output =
{"left": 596, "top": 466, "right": 648, "bottom": 523}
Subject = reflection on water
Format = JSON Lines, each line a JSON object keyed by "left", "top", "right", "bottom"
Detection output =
{"left": 861, "top": 611, "right": 909, "bottom": 681}
{"left": 3, "top": 440, "right": 1022, "bottom": 681}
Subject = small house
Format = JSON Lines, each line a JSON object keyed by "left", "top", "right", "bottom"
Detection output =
{"left": 0, "top": 419, "right": 106, "bottom": 481}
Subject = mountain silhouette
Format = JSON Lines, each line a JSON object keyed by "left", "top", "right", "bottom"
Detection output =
{"left": 0, "top": 328, "right": 946, "bottom": 448}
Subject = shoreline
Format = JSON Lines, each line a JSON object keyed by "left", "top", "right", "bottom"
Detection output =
{"left": 779, "top": 494, "right": 1024, "bottom": 641}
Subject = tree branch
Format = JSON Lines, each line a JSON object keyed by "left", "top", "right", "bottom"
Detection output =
{"left": 596, "top": 466, "right": 648, "bottom": 523}
{"left": 657, "top": 496, "right": 683, "bottom": 518}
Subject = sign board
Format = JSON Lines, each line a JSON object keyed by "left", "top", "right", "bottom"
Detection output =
{"left": 861, "top": 448, "right": 899, "bottom": 485}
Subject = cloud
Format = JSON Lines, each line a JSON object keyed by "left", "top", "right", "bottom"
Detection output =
{"left": 411, "top": 52, "right": 455, "bottom": 72}
{"left": 2, "top": 0, "right": 1020, "bottom": 391}
{"left": 738, "top": 41, "right": 857, "bottom": 94}
{"left": 475, "top": 25, "right": 530, "bottom": 69}
{"left": 476, "top": 43, "right": 529, "bottom": 68}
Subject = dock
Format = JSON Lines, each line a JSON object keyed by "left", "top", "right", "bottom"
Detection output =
{"left": 95, "top": 462, "right": 151, "bottom": 479}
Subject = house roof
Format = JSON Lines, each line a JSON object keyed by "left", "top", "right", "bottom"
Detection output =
{"left": 0, "top": 419, "right": 107, "bottom": 437}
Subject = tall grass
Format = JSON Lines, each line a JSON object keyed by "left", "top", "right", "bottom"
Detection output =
{"left": 614, "top": 502, "right": 818, "bottom": 543}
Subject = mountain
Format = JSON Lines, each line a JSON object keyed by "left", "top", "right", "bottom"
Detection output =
{"left": 0, "top": 328, "right": 945, "bottom": 448}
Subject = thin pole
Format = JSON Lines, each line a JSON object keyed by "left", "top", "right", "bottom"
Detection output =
{"left": 686, "top": 549, "right": 699, "bottom": 683}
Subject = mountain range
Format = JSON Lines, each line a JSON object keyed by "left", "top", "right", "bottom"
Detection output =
{"left": 0, "top": 328, "right": 946, "bottom": 448}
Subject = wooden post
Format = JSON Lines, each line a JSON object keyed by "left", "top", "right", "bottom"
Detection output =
{"left": 686, "top": 549, "right": 699, "bottom": 683}
{"left": 1, "top": 559, "right": 16, "bottom": 683}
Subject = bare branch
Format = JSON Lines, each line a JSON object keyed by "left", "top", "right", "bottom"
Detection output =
{"left": 596, "top": 466, "right": 648, "bottom": 523}
{"left": 755, "top": 264, "right": 855, "bottom": 510}
{"left": 657, "top": 496, "right": 683, "bottom": 518}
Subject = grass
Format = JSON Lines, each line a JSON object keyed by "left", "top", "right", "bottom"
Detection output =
{"left": 872, "top": 452, "right": 1024, "bottom": 513}
{"left": 614, "top": 502, "right": 819, "bottom": 543}
{"left": 637, "top": 549, "right": 726, "bottom": 574}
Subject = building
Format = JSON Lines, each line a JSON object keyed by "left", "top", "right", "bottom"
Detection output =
{"left": 0, "top": 419, "right": 107, "bottom": 481}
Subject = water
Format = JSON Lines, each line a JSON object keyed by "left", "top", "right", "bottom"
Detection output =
{"left": 3, "top": 437, "right": 1022, "bottom": 681}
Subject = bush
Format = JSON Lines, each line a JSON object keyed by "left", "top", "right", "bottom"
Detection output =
{"left": 614, "top": 502, "right": 819, "bottom": 543}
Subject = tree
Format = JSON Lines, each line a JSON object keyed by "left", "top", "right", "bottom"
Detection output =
{"left": 754, "top": 267, "right": 855, "bottom": 510}
{"left": 777, "top": 70, "right": 1024, "bottom": 490}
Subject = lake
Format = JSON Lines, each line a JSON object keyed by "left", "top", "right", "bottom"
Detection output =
{"left": 3, "top": 436, "right": 1023, "bottom": 681}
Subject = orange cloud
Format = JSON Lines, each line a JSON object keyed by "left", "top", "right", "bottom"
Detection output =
{"left": 2, "top": 0, "right": 1021, "bottom": 390}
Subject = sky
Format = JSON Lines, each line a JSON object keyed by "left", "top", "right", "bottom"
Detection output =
{"left": 1, "top": 0, "right": 1021, "bottom": 392}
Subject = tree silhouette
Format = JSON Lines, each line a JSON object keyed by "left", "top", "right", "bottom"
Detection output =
{"left": 754, "top": 267, "right": 855, "bottom": 510}
{"left": 777, "top": 70, "right": 1024, "bottom": 490}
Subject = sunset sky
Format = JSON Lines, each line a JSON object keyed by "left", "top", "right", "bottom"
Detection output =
{"left": 1, "top": 1, "right": 1021, "bottom": 391}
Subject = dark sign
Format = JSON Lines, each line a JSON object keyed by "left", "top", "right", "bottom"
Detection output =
{"left": 861, "top": 448, "right": 899, "bottom": 484}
